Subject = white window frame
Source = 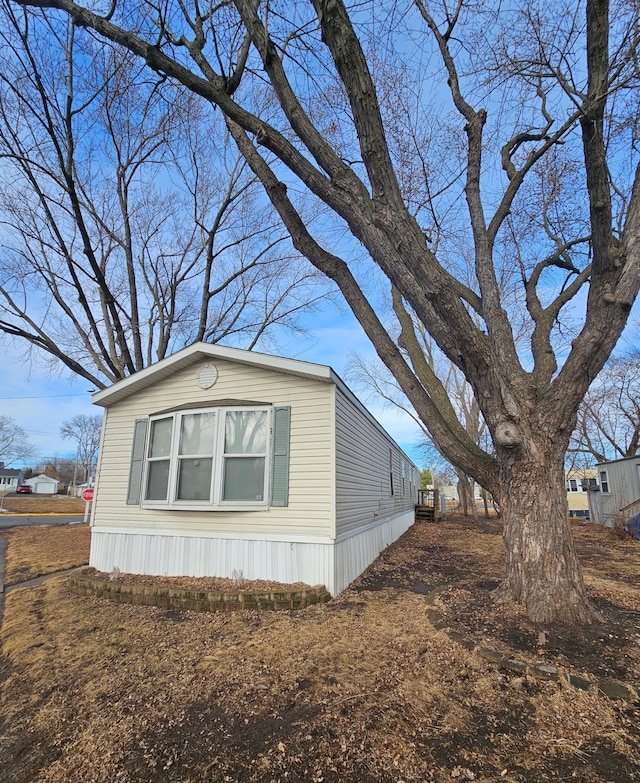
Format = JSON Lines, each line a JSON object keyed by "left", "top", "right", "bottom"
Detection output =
{"left": 599, "top": 469, "right": 610, "bottom": 494}
{"left": 141, "top": 405, "right": 272, "bottom": 511}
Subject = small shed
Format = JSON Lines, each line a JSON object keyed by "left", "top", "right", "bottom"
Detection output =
{"left": 25, "top": 474, "right": 60, "bottom": 494}
{"left": 595, "top": 455, "right": 640, "bottom": 525}
{"left": 90, "top": 343, "right": 420, "bottom": 595}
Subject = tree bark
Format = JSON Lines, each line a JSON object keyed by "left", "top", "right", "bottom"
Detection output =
{"left": 495, "top": 444, "right": 601, "bottom": 624}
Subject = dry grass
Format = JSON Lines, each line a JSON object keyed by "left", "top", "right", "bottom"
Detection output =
{"left": 0, "top": 519, "right": 639, "bottom": 783}
{"left": 1, "top": 495, "right": 85, "bottom": 514}
{"left": 2, "top": 524, "right": 90, "bottom": 585}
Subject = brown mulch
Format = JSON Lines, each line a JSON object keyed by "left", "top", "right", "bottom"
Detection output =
{"left": 92, "top": 569, "right": 312, "bottom": 594}
{"left": 435, "top": 580, "right": 640, "bottom": 682}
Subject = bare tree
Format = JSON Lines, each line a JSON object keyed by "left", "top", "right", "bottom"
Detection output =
{"left": 0, "top": 2, "right": 330, "bottom": 388}
{"left": 13, "top": 0, "right": 640, "bottom": 623}
{"left": 570, "top": 354, "right": 640, "bottom": 464}
{"left": 60, "top": 413, "right": 103, "bottom": 483}
{"left": 0, "top": 414, "right": 36, "bottom": 466}
{"left": 24, "top": 457, "right": 77, "bottom": 486}
{"left": 347, "top": 307, "right": 485, "bottom": 518}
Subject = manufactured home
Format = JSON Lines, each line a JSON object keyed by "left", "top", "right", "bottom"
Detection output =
{"left": 594, "top": 455, "right": 640, "bottom": 525}
{"left": 89, "top": 343, "right": 419, "bottom": 595}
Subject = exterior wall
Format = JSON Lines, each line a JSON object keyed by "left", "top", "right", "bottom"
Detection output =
{"left": 565, "top": 469, "right": 598, "bottom": 514}
{"left": 596, "top": 456, "right": 640, "bottom": 523}
{"left": 90, "top": 530, "right": 335, "bottom": 591}
{"left": 334, "top": 509, "right": 415, "bottom": 594}
{"left": 0, "top": 475, "right": 20, "bottom": 492}
{"left": 334, "top": 386, "right": 418, "bottom": 539}
{"left": 90, "top": 347, "right": 420, "bottom": 594}
{"left": 90, "top": 507, "right": 416, "bottom": 596}
{"left": 92, "top": 357, "right": 335, "bottom": 543}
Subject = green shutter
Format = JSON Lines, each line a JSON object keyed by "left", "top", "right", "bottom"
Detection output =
{"left": 270, "top": 406, "right": 291, "bottom": 507}
{"left": 126, "top": 419, "right": 148, "bottom": 505}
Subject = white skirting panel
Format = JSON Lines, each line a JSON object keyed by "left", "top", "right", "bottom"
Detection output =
{"left": 334, "top": 510, "right": 415, "bottom": 595}
{"left": 90, "top": 510, "right": 415, "bottom": 596}
{"left": 90, "top": 529, "right": 336, "bottom": 593}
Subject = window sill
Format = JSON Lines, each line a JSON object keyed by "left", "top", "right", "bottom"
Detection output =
{"left": 141, "top": 502, "right": 269, "bottom": 512}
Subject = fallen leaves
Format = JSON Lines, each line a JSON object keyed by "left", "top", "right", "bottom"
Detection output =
{"left": 1, "top": 517, "right": 639, "bottom": 783}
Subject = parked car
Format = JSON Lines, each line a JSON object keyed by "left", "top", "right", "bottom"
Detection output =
{"left": 16, "top": 484, "right": 32, "bottom": 494}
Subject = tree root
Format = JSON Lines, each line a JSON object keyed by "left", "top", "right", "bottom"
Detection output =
{"left": 491, "top": 579, "right": 605, "bottom": 625}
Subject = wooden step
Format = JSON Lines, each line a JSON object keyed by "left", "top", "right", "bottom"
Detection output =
{"left": 415, "top": 504, "right": 436, "bottom": 522}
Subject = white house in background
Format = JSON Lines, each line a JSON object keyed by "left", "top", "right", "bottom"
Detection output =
{"left": 0, "top": 463, "right": 22, "bottom": 493}
{"left": 25, "top": 474, "right": 60, "bottom": 494}
{"left": 90, "top": 343, "right": 420, "bottom": 595}
{"left": 594, "top": 455, "right": 640, "bottom": 525}
{"left": 72, "top": 482, "right": 94, "bottom": 498}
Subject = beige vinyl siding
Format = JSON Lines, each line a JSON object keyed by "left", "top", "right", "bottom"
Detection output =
{"left": 93, "top": 357, "right": 335, "bottom": 540}
{"left": 334, "top": 387, "right": 417, "bottom": 538}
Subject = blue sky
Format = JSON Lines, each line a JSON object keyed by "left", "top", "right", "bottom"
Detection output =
{"left": 0, "top": 306, "right": 428, "bottom": 469}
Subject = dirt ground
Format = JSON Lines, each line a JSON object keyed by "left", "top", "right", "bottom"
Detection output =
{"left": 0, "top": 516, "right": 639, "bottom": 783}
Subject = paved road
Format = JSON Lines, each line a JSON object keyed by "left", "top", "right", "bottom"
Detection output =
{"left": 0, "top": 514, "right": 84, "bottom": 528}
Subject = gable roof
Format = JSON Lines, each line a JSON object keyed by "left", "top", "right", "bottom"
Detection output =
{"left": 91, "top": 342, "right": 419, "bottom": 471}
{"left": 92, "top": 343, "right": 336, "bottom": 408}
{"left": 0, "top": 468, "right": 21, "bottom": 478}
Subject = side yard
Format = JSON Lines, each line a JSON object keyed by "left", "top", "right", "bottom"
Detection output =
{"left": 1, "top": 523, "right": 91, "bottom": 585}
{"left": 0, "top": 518, "right": 638, "bottom": 783}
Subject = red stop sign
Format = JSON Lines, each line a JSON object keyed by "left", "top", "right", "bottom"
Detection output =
{"left": 82, "top": 488, "right": 94, "bottom": 502}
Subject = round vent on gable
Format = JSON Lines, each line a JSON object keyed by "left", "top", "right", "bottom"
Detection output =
{"left": 196, "top": 363, "right": 218, "bottom": 389}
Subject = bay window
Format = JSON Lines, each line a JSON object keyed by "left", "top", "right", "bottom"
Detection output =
{"left": 131, "top": 405, "right": 282, "bottom": 508}
{"left": 177, "top": 412, "right": 216, "bottom": 501}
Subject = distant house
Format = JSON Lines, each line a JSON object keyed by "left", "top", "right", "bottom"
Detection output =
{"left": 0, "top": 463, "right": 22, "bottom": 493}
{"left": 593, "top": 455, "right": 640, "bottom": 525}
{"left": 565, "top": 468, "right": 599, "bottom": 518}
{"left": 89, "top": 343, "right": 420, "bottom": 595}
{"left": 72, "top": 482, "right": 94, "bottom": 498}
{"left": 24, "top": 474, "right": 60, "bottom": 495}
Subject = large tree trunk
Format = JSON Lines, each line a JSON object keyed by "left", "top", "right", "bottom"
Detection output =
{"left": 495, "top": 446, "right": 601, "bottom": 624}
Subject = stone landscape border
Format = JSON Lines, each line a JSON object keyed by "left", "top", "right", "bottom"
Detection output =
{"left": 68, "top": 570, "right": 330, "bottom": 612}
{"left": 423, "top": 582, "right": 640, "bottom": 703}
